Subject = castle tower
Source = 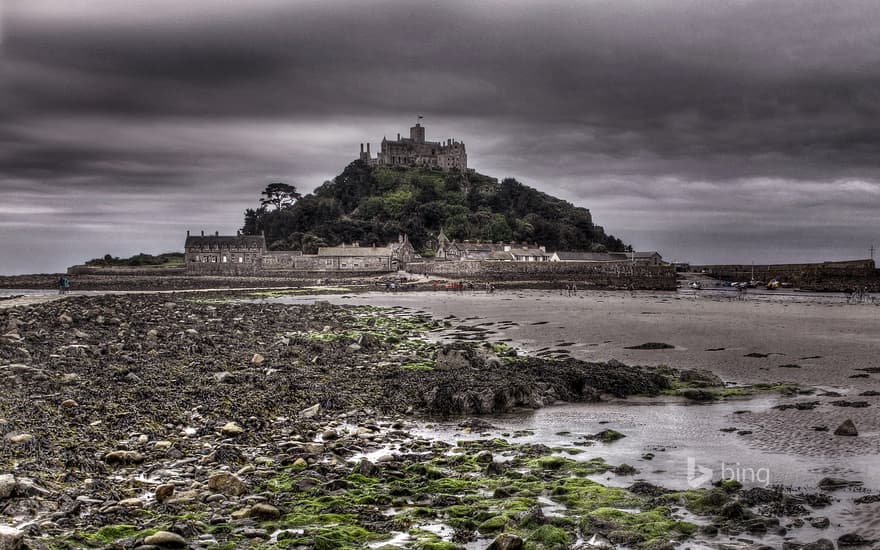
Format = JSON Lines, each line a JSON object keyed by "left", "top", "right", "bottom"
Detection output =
{"left": 410, "top": 123, "right": 426, "bottom": 144}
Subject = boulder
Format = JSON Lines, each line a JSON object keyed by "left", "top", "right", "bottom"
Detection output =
{"left": 155, "top": 483, "right": 175, "bottom": 503}
{"left": 353, "top": 458, "right": 380, "bottom": 478}
{"left": 488, "top": 533, "right": 524, "bottom": 550}
{"left": 251, "top": 353, "right": 265, "bottom": 365}
{"left": 834, "top": 419, "right": 858, "bottom": 436}
{"left": 0, "top": 475, "right": 15, "bottom": 499}
{"left": 220, "top": 422, "right": 244, "bottom": 437}
{"left": 207, "top": 472, "right": 248, "bottom": 496}
{"left": 299, "top": 404, "right": 320, "bottom": 418}
{"left": 0, "top": 525, "right": 23, "bottom": 550}
{"left": 104, "top": 450, "right": 145, "bottom": 465}
{"left": 144, "top": 530, "right": 187, "bottom": 548}
{"left": 249, "top": 503, "right": 281, "bottom": 520}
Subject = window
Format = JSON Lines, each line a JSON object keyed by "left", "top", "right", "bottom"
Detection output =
{"left": 222, "top": 256, "right": 227, "bottom": 263}
{"left": 239, "top": 257, "right": 243, "bottom": 263}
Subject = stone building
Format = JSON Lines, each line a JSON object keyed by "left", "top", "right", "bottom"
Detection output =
{"left": 185, "top": 231, "right": 417, "bottom": 274}
{"left": 185, "top": 231, "right": 266, "bottom": 274}
{"left": 359, "top": 123, "right": 467, "bottom": 172}
{"left": 434, "top": 229, "right": 550, "bottom": 262}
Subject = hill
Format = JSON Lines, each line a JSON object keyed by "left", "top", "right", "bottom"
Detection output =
{"left": 242, "top": 161, "right": 626, "bottom": 255}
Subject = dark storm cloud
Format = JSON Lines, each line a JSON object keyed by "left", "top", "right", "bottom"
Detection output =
{"left": 2, "top": 0, "right": 880, "bottom": 273}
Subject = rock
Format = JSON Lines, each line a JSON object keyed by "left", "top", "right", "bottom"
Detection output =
{"left": 803, "top": 540, "right": 835, "bottom": 550}
{"left": 0, "top": 475, "right": 15, "bottom": 499}
{"left": 143, "top": 530, "right": 187, "bottom": 548}
{"left": 838, "top": 533, "right": 875, "bottom": 547}
{"left": 353, "top": 458, "right": 380, "bottom": 478}
{"left": 321, "top": 429, "right": 338, "bottom": 440}
{"left": 0, "top": 525, "right": 24, "bottom": 550}
{"left": 220, "top": 422, "right": 244, "bottom": 437}
{"left": 251, "top": 353, "right": 265, "bottom": 365}
{"left": 488, "top": 533, "right": 524, "bottom": 550}
{"left": 104, "top": 450, "right": 145, "bottom": 465}
{"left": 809, "top": 517, "right": 830, "bottom": 529}
{"left": 60, "top": 399, "right": 78, "bottom": 409}
{"left": 578, "top": 533, "right": 614, "bottom": 549}
{"left": 118, "top": 497, "right": 143, "bottom": 508}
{"left": 817, "top": 477, "right": 862, "bottom": 491}
{"left": 5, "top": 434, "right": 33, "bottom": 445}
{"left": 299, "top": 404, "right": 320, "bottom": 418}
{"left": 834, "top": 419, "right": 859, "bottom": 436}
{"left": 291, "top": 457, "right": 308, "bottom": 469}
{"left": 207, "top": 473, "right": 248, "bottom": 496}
{"left": 155, "top": 483, "right": 175, "bottom": 502}
{"left": 57, "top": 314, "right": 73, "bottom": 324}
{"left": 249, "top": 503, "right": 281, "bottom": 520}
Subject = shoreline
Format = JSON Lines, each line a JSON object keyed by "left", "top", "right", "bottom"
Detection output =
{"left": 0, "top": 292, "right": 877, "bottom": 549}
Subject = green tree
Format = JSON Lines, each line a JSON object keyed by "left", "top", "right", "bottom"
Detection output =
{"left": 260, "top": 183, "right": 301, "bottom": 211}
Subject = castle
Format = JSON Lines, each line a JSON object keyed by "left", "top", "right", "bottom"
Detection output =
{"left": 359, "top": 122, "right": 467, "bottom": 172}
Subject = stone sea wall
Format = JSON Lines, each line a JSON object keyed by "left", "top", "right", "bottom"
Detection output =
{"left": 695, "top": 260, "right": 880, "bottom": 292}
{"left": 408, "top": 260, "right": 677, "bottom": 290}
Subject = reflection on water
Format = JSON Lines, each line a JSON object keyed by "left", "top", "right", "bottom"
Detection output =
{"left": 416, "top": 397, "right": 880, "bottom": 493}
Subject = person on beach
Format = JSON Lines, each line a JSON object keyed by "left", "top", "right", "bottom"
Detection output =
{"left": 58, "top": 277, "right": 65, "bottom": 294}
{"left": 60, "top": 276, "right": 70, "bottom": 294}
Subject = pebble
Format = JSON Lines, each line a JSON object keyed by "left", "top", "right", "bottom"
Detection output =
{"left": 251, "top": 353, "right": 265, "bottom": 365}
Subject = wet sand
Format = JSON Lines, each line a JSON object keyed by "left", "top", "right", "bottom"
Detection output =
{"left": 277, "top": 290, "right": 880, "bottom": 485}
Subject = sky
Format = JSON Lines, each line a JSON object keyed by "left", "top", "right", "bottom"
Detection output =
{"left": 2, "top": 0, "right": 880, "bottom": 274}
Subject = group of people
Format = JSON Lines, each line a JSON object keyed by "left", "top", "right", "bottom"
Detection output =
{"left": 563, "top": 282, "right": 578, "bottom": 296}
{"left": 57, "top": 276, "right": 71, "bottom": 294}
{"left": 846, "top": 287, "right": 873, "bottom": 304}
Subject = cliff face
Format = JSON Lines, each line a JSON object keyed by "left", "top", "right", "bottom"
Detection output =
{"left": 243, "top": 161, "right": 626, "bottom": 255}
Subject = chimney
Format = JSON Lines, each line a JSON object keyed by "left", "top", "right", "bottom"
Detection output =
{"left": 360, "top": 143, "right": 364, "bottom": 154}
{"left": 366, "top": 143, "right": 371, "bottom": 155}
{"left": 397, "top": 133, "right": 400, "bottom": 140}
{"left": 201, "top": 230, "right": 204, "bottom": 237}
{"left": 186, "top": 230, "right": 190, "bottom": 237}
{"left": 215, "top": 230, "right": 219, "bottom": 237}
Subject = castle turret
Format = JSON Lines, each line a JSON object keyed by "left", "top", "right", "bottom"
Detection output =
{"left": 410, "top": 123, "right": 426, "bottom": 144}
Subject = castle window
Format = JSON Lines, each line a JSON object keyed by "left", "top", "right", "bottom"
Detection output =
{"left": 222, "top": 255, "right": 227, "bottom": 263}
{"left": 239, "top": 256, "right": 243, "bottom": 263}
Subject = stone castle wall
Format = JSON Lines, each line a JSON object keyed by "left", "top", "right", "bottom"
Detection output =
{"left": 407, "top": 261, "right": 677, "bottom": 290}
{"left": 695, "top": 260, "right": 879, "bottom": 291}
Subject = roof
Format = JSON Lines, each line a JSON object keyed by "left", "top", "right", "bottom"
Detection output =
{"left": 553, "top": 252, "right": 624, "bottom": 262}
{"left": 185, "top": 235, "right": 265, "bottom": 248}
{"left": 317, "top": 246, "right": 394, "bottom": 257}
{"left": 509, "top": 247, "right": 550, "bottom": 257}
{"left": 454, "top": 243, "right": 506, "bottom": 252}
{"left": 487, "top": 251, "right": 516, "bottom": 261}
{"left": 633, "top": 251, "right": 662, "bottom": 258}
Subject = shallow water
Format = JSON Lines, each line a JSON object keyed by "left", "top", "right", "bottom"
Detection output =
{"left": 415, "top": 397, "right": 880, "bottom": 494}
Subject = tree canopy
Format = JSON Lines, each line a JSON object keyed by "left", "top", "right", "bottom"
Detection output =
{"left": 260, "top": 183, "right": 302, "bottom": 211}
{"left": 242, "top": 162, "right": 626, "bottom": 254}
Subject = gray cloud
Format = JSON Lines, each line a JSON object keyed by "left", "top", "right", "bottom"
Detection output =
{"left": 2, "top": 0, "right": 880, "bottom": 274}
